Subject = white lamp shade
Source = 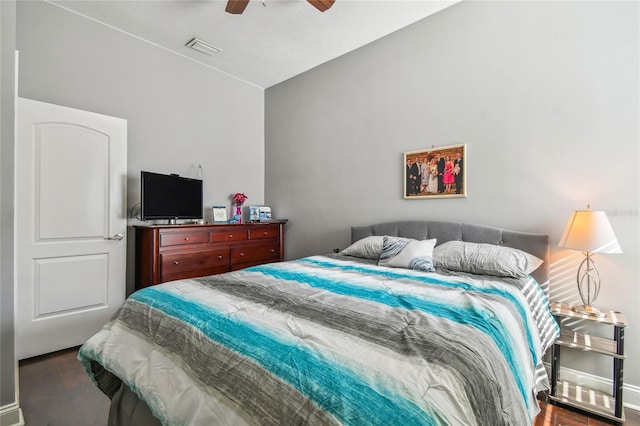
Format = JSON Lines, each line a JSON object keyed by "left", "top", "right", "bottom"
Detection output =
{"left": 558, "top": 210, "right": 622, "bottom": 253}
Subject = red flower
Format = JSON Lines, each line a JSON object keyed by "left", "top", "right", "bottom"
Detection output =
{"left": 232, "top": 193, "right": 248, "bottom": 204}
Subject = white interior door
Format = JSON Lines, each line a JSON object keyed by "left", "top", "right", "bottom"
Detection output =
{"left": 16, "top": 97, "right": 127, "bottom": 359}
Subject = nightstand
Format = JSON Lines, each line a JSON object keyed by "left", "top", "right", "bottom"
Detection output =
{"left": 549, "top": 302, "right": 627, "bottom": 423}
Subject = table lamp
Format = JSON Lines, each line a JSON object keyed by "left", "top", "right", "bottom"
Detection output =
{"left": 558, "top": 205, "right": 622, "bottom": 317}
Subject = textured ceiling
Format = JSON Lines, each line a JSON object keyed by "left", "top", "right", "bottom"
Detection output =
{"left": 49, "top": 0, "right": 458, "bottom": 88}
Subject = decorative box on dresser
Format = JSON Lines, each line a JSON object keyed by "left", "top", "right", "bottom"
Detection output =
{"left": 549, "top": 301, "right": 627, "bottom": 424}
{"left": 135, "top": 221, "right": 286, "bottom": 289}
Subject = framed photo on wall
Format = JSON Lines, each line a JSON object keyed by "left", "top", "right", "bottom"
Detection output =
{"left": 404, "top": 143, "right": 466, "bottom": 199}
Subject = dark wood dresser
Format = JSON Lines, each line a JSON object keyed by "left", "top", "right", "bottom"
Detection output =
{"left": 135, "top": 221, "right": 286, "bottom": 289}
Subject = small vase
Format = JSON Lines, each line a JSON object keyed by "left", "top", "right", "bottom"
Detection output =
{"left": 235, "top": 203, "right": 243, "bottom": 223}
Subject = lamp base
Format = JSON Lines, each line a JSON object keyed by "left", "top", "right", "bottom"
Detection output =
{"left": 571, "top": 304, "right": 606, "bottom": 318}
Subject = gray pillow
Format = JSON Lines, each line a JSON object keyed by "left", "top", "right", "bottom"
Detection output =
{"left": 341, "top": 236, "right": 384, "bottom": 260}
{"left": 378, "top": 236, "right": 437, "bottom": 272}
{"left": 433, "top": 240, "right": 543, "bottom": 278}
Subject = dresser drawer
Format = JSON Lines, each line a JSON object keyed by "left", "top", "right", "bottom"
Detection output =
{"left": 161, "top": 249, "right": 229, "bottom": 275}
{"left": 160, "top": 231, "right": 209, "bottom": 247}
{"left": 231, "top": 243, "right": 279, "bottom": 264}
{"left": 249, "top": 225, "right": 280, "bottom": 240}
{"left": 210, "top": 228, "right": 249, "bottom": 243}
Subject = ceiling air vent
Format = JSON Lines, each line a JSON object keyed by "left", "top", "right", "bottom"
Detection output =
{"left": 185, "top": 38, "right": 222, "bottom": 56}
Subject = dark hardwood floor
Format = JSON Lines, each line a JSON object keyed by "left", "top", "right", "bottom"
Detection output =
{"left": 535, "top": 401, "right": 639, "bottom": 426}
{"left": 19, "top": 347, "right": 109, "bottom": 426}
{"left": 19, "top": 347, "right": 640, "bottom": 425}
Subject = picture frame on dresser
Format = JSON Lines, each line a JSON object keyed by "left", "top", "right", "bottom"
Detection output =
{"left": 249, "top": 205, "right": 273, "bottom": 222}
{"left": 259, "top": 206, "right": 272, "bottom": 222}
{"left": 212, "top": 206, "right": 228, "bottom": 223}
{"left": 249, "top": 205, "right": 260, "bottom": 222}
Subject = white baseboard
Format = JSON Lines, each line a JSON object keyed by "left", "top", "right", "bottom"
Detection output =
{"left": 0, "top": 403, "right": 24, "bottom": 426}
{"left": 546, "top": 363, "right": 640, "bottom": 411}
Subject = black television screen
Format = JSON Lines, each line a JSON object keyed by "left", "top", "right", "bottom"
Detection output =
{"left": 141, "top": 171, "right": 203, "bottom": 221}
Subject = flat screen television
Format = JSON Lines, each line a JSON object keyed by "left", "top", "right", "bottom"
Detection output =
{"left": 141, "top": 171, "right": 203, "bottom": 221}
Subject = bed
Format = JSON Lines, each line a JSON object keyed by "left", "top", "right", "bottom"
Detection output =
{"left": 79, "top": 220, "right": 559, "bottom": 426}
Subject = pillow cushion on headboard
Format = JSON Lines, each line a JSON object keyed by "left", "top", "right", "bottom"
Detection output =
{"left": 341, "top": 236, "right": 383, "bottom": 260}
{"left": 378, "top": 236, "right": 437, "bottom": 272}
{"left": 351, "top": 220, "right": 549, "bottom": 293}
{"left": 433, "top": 241, "right": 543, "bottom": 278}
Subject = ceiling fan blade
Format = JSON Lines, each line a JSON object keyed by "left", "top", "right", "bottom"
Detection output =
{"left": 307, "top": 0, "right": 335, "bottom": 12}
{"left": 226, "top": 0, "right": 250, "bottom": 14}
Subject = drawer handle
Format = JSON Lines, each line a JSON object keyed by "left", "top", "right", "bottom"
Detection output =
{"left": 174, "top": 260, "right": 179, "bottom": 265}
{"left": 263, "top": 231, "right": 268, "bottom": 235}
{"left": 218, "top": 255, "right": 223, "bottom": 259}
{"left": 184, "top": 237, "right": 190, "bottom": 241}
{"left": 229, "top": 234, "right": 233, "bottom": 238}
{"left": 239, "top": 253, "right": 244, "bottom": 256}
{"left": 270, "top": 249, "right": 275, "bottom": 253}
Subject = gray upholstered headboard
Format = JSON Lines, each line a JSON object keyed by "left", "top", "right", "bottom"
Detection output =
{"left": 351, "top": 220, "right": 549, "bottom": 289}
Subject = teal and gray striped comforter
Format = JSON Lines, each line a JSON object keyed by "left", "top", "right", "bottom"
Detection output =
{"left": 79, "top": 254, "right": 558, "bottom": 426}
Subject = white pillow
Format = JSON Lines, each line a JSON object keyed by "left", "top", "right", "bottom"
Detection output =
{"left": 378, "top": 236, "right": 437, "bottom": 272}
{"left": 433, "top": 241, "right": 543, "bottom": 278}
{"left": 341, "top": 236, "right": 384, "bottom": 260}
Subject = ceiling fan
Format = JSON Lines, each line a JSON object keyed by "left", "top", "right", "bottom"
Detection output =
{"left": 225, "top": 0, "right": 335, "bottom": 14}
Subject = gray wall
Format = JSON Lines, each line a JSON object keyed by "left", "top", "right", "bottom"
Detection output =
{"left": 16, "top": 0, "right": 266, "bottom": 293}
{"left": 17, "top": 0, "right": 265, "bottom": 218}
{"left": 266, "top": 1, "right": 639, "bottom": 396}
{"left": 0, "top": 0, "right": 17, "bottom": 420}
